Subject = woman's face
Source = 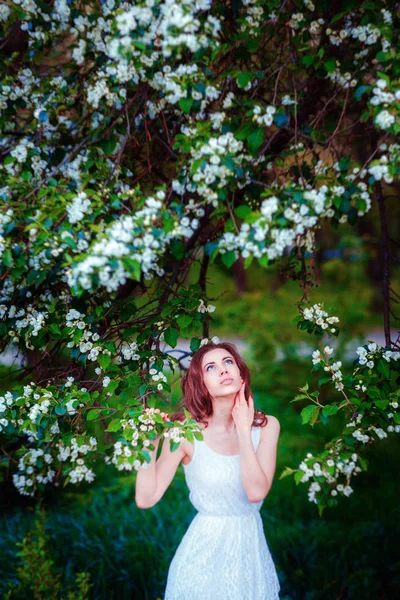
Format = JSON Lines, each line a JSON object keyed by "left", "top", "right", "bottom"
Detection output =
{"left": 201, "top": 348, "right": 242, "bottom": 400}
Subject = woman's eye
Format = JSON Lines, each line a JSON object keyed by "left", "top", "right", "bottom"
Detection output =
{"left": 206, "top": 359, "right": 233, "bottom": 371}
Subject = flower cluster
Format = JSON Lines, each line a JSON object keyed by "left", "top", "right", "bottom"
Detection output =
{"left": 65, "top": 308, "right": 111, "bottom": 365}
{"left": 105, "top": 407, "right": 180, "bottom": 472}
{"left": 66, "top": 191, "right": 93, "bottom": 225}
{"left": 56, "top": 436, "right": 97, "bottom": 484}
{"left": 173, "top": 130, "right": 249, "bottom": 207}
{"left": 118, "top": 340, "right": 141, "bottom": 363}
{"left": 252, "top": 105, "right": 276, "bottom": 127}
{"left": 369, "top": 78, "right": 400, "bottom": 132}
{"left": 66, "top": 189, "right": 191, "bottom": 292}
{"left": 326, "top": 16, "right": 389, "bottom": 51}
{"left": 298, "top": 448, "right": 361, "bottom": 504}
{"left": 312, "top": 345, "right": 344, "bottom": 391}
{"left": 163, "top": 426, "right": 187, "bottom": 443}
{"left": 238, "top": 0, "right": 264, "bottom": 35}
{"left": 197, "top": 299, "right": 216, "bottom": 314}
{"left": 0, "top": 208, "right": 13, "bottom": 260}
{"left": 284, "top": 294, "right": 400, "bottom": 511}
{"left": 149, "top": 368, "right": 168, "bottom": 391}
{"left": 356, "top": 342, "right": 400, "bottom": 369}
{"left": 0, "top": 302, "right": 49, "bottom": 350}
{"left": 301, "top": 303, "right": 340, "bottom": 334}
{"left": 13, "top": 448, "right": 56, "bottom": 497}
{"left": 367, "top": 142, "right": 400, "bottom": 184}
{"left": 11, "top": 432, "right": 97, "bottom": 497}
{"left": 217, "top": 178, "right": 372, "bottom": 263}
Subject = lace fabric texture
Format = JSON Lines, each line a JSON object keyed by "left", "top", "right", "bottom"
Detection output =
{"left": 164, "top": 426, "right": 281, "bottom": 599}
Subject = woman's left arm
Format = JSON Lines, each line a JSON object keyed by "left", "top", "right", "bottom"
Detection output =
{"left": 237, "top": 417, "right": 280, "bottom": 503}
{"left": 232, "top": 383, "right": 280, "bottom": 503}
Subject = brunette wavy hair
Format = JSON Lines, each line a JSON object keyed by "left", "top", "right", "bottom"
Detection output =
{"left": 170, "top": 341, "right": 268, "bottom": 428}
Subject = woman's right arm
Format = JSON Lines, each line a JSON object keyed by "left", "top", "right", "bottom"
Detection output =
{"left": 135, "top": 434, "right": 186, "bottom": 509}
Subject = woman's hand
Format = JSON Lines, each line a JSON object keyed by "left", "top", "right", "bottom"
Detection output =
{"left": 232, "top": 380, "right": 254, "bottom": 435}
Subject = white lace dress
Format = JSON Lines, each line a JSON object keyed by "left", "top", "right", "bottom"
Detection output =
{"left": 164, "top": 426, "right": 281, "bottom": 599}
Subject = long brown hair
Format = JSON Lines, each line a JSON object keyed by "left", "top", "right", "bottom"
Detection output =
{"left": 170, "top": 341, "right": 268, "bottom": 428}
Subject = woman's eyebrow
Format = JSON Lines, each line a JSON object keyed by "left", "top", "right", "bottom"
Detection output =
{"left": 203, "top": 356, "right": 233, "bottom": 368}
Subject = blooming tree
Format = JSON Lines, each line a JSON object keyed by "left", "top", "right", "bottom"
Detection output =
{"left": 0, "top": 0, "right": 399, "bottom": 511}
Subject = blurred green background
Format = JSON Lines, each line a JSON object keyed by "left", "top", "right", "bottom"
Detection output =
{"left": 1, "top": 213, "right": 400, "bottom": 600}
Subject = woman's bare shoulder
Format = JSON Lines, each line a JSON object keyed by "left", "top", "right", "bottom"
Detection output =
{"left": 259, "top": 415, "right": 280, "bottom": 439}
{"left": 264, "top": 414, "right": 280, "bottom": 426}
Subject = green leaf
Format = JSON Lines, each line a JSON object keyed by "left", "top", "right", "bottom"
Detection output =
{"left": 309, "top": 406, "right": 321, "bottom": 426}
{"left": 279, "top": 467, "right": 296, "bottom": 480}
{"left": 222, "top": 156, "right": 236, "bottom": 172}
{"left": 290, "top": 394, "right": 308, "bottom": 403}
{"left": 63, "top": 236, "right": 77, "bottom": 250}
{"left": 338, "top": 156, "right": 351, "bottom": 170}
{"left": 170, "top": 240, "right": 185, "bottom": 260}
{"left": 178, "top": 98, "right": 193, "bottom": 114}
{"left": 98, "top": 354, "right": 111, "bottom": 370}
{"left": 235, "top": 121, "right": 254, "bottom": 141}
{"left": 247, "top": 128, "right": 264, "bottom": 153}
{"left": 73, "top": 329, "right": 83, "bottom": 345}
{"left": 375, "top": 399, "right": 389, "bottom": 410}
{"left": 300, "top": 404, "right": 319, "bottom": 425}
{"left": 26, "top": 270, "right": 39, "bottom": 285}
{"left": 237, "top": 72, "right": 253, "bottom": 89}
{"left": 164, "top": 326, "right": 179, "bottom": 348}
{"left": 323, "top": 58, "right": 336, "bottom": 73}
{"left": 355, "top": 85, "right": 371, "bottom": 99}
{"left": 376, "top": 51, "right": 390, "bottom": 63}
{"left": 301, "top": 55, "right": 316, "bottom": 67}
{"left": 322, "top": 404, "right": 339, "bottom": 417}
{"left": 49, "top": 324, "right": 62, "bottom": 338}
{"left": 87, "top": 409, "right": 98, "bottom": 421}
{"left": 377, "top": 359, "right": 390, "bottom": 379}
{"left": 331, "top": 10, "right": 349, "bottom": 23}
{"left": 177, "top": 314, "right": 192, "bottom": 328}
{"left": 107, "top": 380, "right": 119, "bottom": 394}
{"left": 3, "top": 249, "right": 12, "bottom": 267}
{"left": 244, "top": 255, "right": 253, "bottom": 269}
{"left": 221, "top": 251, "right": 237, "bottom": 269}
{"left": 170, "top": 441, "right": 180, "bottom": 452}
{"left": 367, "top": 386, "right": 381, "bottom": 400}
{"left": 190, "top": 158, "right": 205, "bottom": 174}
{"left": 190, "top": 337, "right": 201, "bottom": 352}
{"left": 122, "top": 258, "right": 141, "bottom": 281}
{"left": 107, "top": 418, "right": 121, "bottom": 432}
{"left": 234, "top": 205, "right": 252, "bottom": 219}
{"left": 294, "top": 470, "right": 305, "bottom": 485}
{"left": 100, "top": 138, "right": 117, "bottom": 155}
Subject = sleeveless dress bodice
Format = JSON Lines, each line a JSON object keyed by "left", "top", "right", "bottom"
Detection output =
{"left": 163, "top": 426, "right": 281, "bottom": 599}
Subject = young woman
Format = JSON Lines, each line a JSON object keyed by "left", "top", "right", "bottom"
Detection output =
{"left": 135, "top": 341, "right": 281, "bottom": 599}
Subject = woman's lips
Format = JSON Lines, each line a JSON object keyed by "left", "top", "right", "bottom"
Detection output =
{"left": 221, "top": 378, "right": 234, "bottom": 385}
